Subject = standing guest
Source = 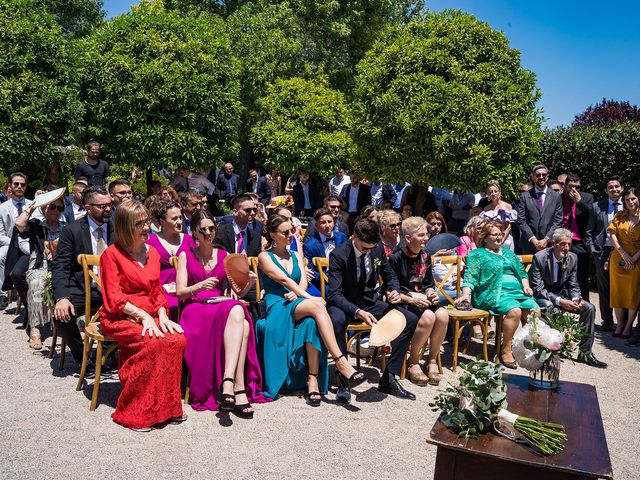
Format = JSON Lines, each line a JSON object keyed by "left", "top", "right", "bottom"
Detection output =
{"left": 400, "top": 203, "right": 413, "bottom": 220}
{"left": 560, "top": 174, "right": 594, "bottom": 301}
{"left": 64, "top": 182, "right": 87, "bottom": 223}
{"left": 215, "top": 163, "right": 240, "bottom": 206}
{"left": 378, "top": 209, "right": 402, "bottom": 257}
{"left": 389, "top": 217, "right": 448, "bottom": 386}
{"left": 303, "top": 195, "right": 349, "bottom": 238}
{"left": 147, "top": 201, "right": 196, "bottom": 321}
{"left": 0, "top": 181, "right": 11, "bottom": 204}
{"left": 176, "top": 211, "right": 267, "bottom": 416}
{"left": 143, "top": 196, "right": 162, "bottom": 233}
{"left": 430, "top": 186, "right": 452, "bottom": 215}
{"left": 371, "top": 182, "right": 397, "bottom": 208}
{"left": 329, "top": 168, "right": 351, "bottom": 197}
{"left": 448, "top": 190, "right": 476, "bottom": 233}
{"left": 426, "top": 211, "right": 448, "bottom": 238}
{"left": 265, "top": 168, "right": 281, "bottom": 199}
{"left": 160, "top": 186, "right": 179, "bottom": 202}
{"left": 292, "top": 170, "right": 321, "bottom": 219}
{"left": 340, "top": 172, "right": 372, "bottom": 234}
{"left": 179, "top": 188, "right": 205, "bottom": 235}
{"left": 214, "top": 194, "right": 262, "bottom": 257}
{"left": 557, "top": 173, "right": 567, "bottom": 191}
{"left": 548, "top": 180, "right": 563, "bottom": 193}
{"left": 455, "top": 222, "right": 538, "bottom": 368}
{"left": 15, "top": 195, "right": 65, "bottom": 349}
{"left": 608, "top": 187, "right": 640, "bottom": 340}
{"left": 458, "top": 216, "right": 486, "bottom": 257}
{"left": 257, "top": 214, "right": 365, "bottom": 404}
{"left": 530, "top": 228, "right": 606, "bottom": 367}
{"left": 327, "top": 218, "right": 419, "bottom": 402}
{"left": 393, "top": 182, "right": 411, "bottom": 211}
{"left": 74, "top": 140, "right": 110, "bottom": 187}
{"left": 170, "top": 168, "right": 215, "bottom": 196}
{"left": 516, "top": 164, "right": 563, "bottom": 254}
{"left": 480, "top": 180, "right": 518, "bottom": 251}
{"left": 51, "top": 186, "right": 115, "bottom": 369}
{"left": 109, "top": 179, "right": 134, "bottom": 208}
{"left": 99, "top": 200, "right": 186, "bottom": 431}
{"left": 585, "top": 175, "right": 624, "bottom": 331}
{"left": 245, "top": 169, "right": 271, "bottom": 205}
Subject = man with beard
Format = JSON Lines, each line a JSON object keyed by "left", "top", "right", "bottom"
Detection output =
{"left": 51, "top": 186, "right": 115, "bottom": 369}
{"left": 73, "top": 140, "right": 110, "bottom": 187}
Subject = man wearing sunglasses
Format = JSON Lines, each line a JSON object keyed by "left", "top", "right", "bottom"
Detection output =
{"left": 214, "top": 194, "right": 261, "bottom": 257}
{"left": 0, "top": 172, "right": 33, "bottom": 310}
{"left": 303, "top": 195, "right": 349, "bottom": 239}
{"left": 327, "top": 218, "right": 419, "bottom": 403}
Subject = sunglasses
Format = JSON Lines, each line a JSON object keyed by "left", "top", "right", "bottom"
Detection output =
{"left": 327, "top": 204, "right": 341, "bottom": 210}
{"left": 389, "top": 223, "right": 402, "bottom": 229}
{"left": 534, "top": 173, "right": 548, "bottom": 178}
{"left": 89, "top": 203, "right": 112, "bottom": 209}
{"left": 134, "top": 218, "right": 152, "bottom": 229}
{"left": 243, "top": 208, "right": 258, "bottom": 213}
{"left": 278, "top": 229, "right": 292, "bottom": 237}
{"left": 12, "top": 182, "right": 25, "bottom": 187}
{"left": 198, "top": 226, "right": 216, "bottom": 234}
{"left": 190, "top": 201, "right": 204, "bottom": 208}
{"left": 48, "top": 204, "right": 65, "bottom": 212}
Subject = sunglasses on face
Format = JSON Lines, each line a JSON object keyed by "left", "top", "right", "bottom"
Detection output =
{"left": 134, "top": 218, "right": 152, "bottom": 229}
{"left": 243, "top": 208, "right": 258, "bottom": 213}
{"left": 48, "top": 204, "right": 65, "bottom": 212}
{"left": 389, "top": 223, "right": 402, "bottom": 229}
{"left": 198, "top": 226, "right": 216, "bottom": 234}
{"left": 327, "top": 204, "right": 341, "bottom": 210}
{"left": 190, "top": 201, "right": 204, "bottom": 208}
{"left": 534, "top": 173, "right": 548, "bottom": 178}
{"left": 278, "top": 229, "right": 292, "bottom": 237}
{"left": 12, "top": 182, "right": 25, "bottom": 187}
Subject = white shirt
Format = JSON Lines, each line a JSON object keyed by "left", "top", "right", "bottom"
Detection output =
{"left": 72, "top": 202, "right": 86, "bottom": 220}
{"left": 348, "top": 185, "right": 359, "bottom": 213}
{"left": 301, "top": 182, "right": 311, "bottom": 210}
{"left": 319, "top": 232, "right": 336, "bottom": 257}
{"left": 353, "top": 240, "right": 372, "bottom": 282}
{"left": 12, "top": 198, "right": 32, "bottom": 255}
{"left": 330, "top": 175, "right": 350, "bottom": 196}
{"left": 606, "top": 198, "right": 622, "bottom": 246}
{"left": 232, "top": 221, "right": 248, "bottom": 254}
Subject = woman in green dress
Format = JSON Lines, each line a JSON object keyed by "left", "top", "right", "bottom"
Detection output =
{"left": 455, "top": 221, "right": 538, "bottom": 368}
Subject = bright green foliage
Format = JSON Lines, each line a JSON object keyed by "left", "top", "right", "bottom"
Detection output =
{"left": 250, "top": 77, "right": 353, "bottom": 176}
{"left": 39, "top": 0, "right": 105, "bottom": 36}
{"left": 352, "top": 10, "right": 542, "bottom": 196}
{"left": 80, "top": 0, "right": 242, "bottom": 170}
{"left": 0, "top": 0, "right": 84, "bottom": 171}
{"left": 163, "top": 0, "right": 251, "bottom": 18}
{"left": 539, "top": 123, "right": 640, "bottom": 194}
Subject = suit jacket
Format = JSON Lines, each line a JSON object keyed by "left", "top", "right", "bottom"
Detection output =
{"left": 516, "top": 188, "right": 563, "bottom": 252}
{"left": 292, "top": 181, "right": 321, "bottom": 217}
{"left": 215, "top": 172, "right": 240, "bottom": 201}
{"left": 339, "top": 183, "right": 372, "bottom": 214}
{"left": 51, "top": 215, "right": 115, "bottom": 309}
{"left": 303, "top": 231, "right": 347, "bottom": 287}
{"left": 585, "top": 198, "right": 614, "bottom": 257}
{"left": 328, "top": 241, "right": 399, "bottom": 317}
{"left": 245, "top": 177, "right": 271, "bottom": 205}
{"left": 561, "top": 191, "right": 593, "bottom": 252}
{"left": 0, "top": 198, "right": 33, "bottom": 247}
{"left": 303, "top": 219, "right": 349, "bottom": 239}
{"left": 214, "top": 221, "right": 262, "bottom": 257}
{"left": 530, "top": 248, "right": 580, "bottom": 304}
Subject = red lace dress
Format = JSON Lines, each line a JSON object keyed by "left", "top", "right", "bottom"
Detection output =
{"left": 99, "top": 243, "right": 186, "bottom": 429}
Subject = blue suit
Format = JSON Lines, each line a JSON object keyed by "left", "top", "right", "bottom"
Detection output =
{"left": 303, "top": 231, "right": 347, "bottom": 292}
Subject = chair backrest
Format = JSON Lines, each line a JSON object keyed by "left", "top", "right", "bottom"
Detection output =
{"left": 77, "top": 254, "right": 101, "bottom": 324}
{"left": 312, "top": 257, "right": 329, "bottom": 300}
{"left": 518, "top": 254, "right": 534, "bottom": 272}
{"left": 431, "top": 255, "right": 460, "bottom": 305}
{"left": 247, "top": 256, "right": 261, "bottom": 302}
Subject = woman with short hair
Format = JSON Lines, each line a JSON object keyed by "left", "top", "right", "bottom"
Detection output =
{"left": 378, "top": 209, "right": 402, "bottom": 257}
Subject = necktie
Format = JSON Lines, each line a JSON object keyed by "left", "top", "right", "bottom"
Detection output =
{"left": 359, "top": 253, "right": 367, "bottom": 285}
{"left": 16, "top": 201, "right": 23, "bottom": 215}
{"left": 613, "top": 202, "right": 621, "bottom": 213}
{"left": 324, "top": 236, "right": 334, "bottom": 243}
{"left": 237, "top": 230, "right": 245, "bottom": 254}
{"left": 536, "top": 191, "right": 543, "bottom": 211}
{"left": 96, "top": 226, "right": 107, "bottom": 255}
{"left": 555, "top": 260, "right": 562, "bottom": 284}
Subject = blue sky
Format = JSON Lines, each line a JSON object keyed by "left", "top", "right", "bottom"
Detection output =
{"left": 103, "top": 0, "right": 640, "bottom": 128}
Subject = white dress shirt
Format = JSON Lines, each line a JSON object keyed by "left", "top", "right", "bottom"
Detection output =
{"left": 353, "top": 240, "right": 372, "bottom": 282}
{"left": 348, "top": 185, "right": 359, "bottom": 213}
{"left": 319, "top": 232, "right": 336, "bottom": 257}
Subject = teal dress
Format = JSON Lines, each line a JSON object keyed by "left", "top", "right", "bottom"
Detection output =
{"left": 255, "top": 251, "right": 329, "bottom": 398}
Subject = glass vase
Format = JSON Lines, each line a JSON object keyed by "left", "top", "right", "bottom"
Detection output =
{"left": 528, "top": 353, "right": 560, "bottom": 390}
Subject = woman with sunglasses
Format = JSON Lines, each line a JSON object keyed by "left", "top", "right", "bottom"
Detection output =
{"left": 378, "top": 209, "right": 402, "bottom": 257}
{"left": 175, "top": 210, "right": 267, "bottom": 418}
{"left": 257, "top": 214, "right": 365, "bottom": 405}
{"left": 15, "top": 194, "right": 66, "bottom": 350}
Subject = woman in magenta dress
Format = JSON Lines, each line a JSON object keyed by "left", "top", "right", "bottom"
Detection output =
{"left": 176, "top": 210, "right": 268, "bottom": 418}
{"left": 147, "top": 200, "right": 196, "bottom": 321}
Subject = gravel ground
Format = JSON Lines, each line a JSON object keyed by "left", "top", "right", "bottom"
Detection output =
{"left": 0, "top": 295, "right": 637, "bottom": 480}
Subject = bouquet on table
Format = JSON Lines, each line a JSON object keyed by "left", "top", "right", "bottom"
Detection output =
{"left": 430, "top": 359, "right": 567, "bottom": 455}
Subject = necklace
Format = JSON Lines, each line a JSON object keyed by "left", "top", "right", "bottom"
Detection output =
{"left": 195, "top": 249, "right": 215, "bottom": 268}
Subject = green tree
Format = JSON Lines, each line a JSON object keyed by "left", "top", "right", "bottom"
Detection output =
{"left": 80, "top": 0, "right": 242, "bottom": 170}
{"left": 351, "top": 10, "right": 542, "bottom": 197}
{"left": 250, "top": 77, "right": 353, "bottom": 177}
{"left": 39, "top": 0, "right": 105, "bottom": 36}
{"left": 0, "top": 0, "right": 84, "bottom": 172}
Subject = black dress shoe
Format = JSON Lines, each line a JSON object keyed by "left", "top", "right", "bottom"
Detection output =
{"left": 626, "top": 335, "right": 640, "bottom": 347}
{"left": 585, "top": 353, "right": 607, "bottom": 368}
{"left": 378, "top": 372, "right": 416, "bottom": 400}
{"left": 598, "top": 324, "right": 614, "bottom": 332}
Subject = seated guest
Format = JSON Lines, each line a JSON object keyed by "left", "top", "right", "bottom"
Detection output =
{"left": 530, "top": 228, "right": 606, "bottom": 368}
{"left": 15, "top": 194, "right": 66, "bottom": 349}
{"left": 480, "top": 180, "right": 518, "bottom": 251}
{"left": 389, "top": 217, "right": 448, "bottom": 386}
{"left": 426, "top": 211, "right": 447, "bottom": 238}
{"left": 99, "top": 200, "right": 186, "bottom": 431}
{"left": 63, "top": 181, "right": 87, "bottom": 223}
{"left": 176, "top": 211, "right": 267, "bottom": 416}
{"left": 361, "top": 205, "right": 379, "bottom": 222}
{"left": 143, "top": 195, "right": 162, "bottom": 233}
{"left": 303, "top": 195, "right": 349, "bottom": 238}
{"left": 457, "top": 216, "right": 486, "bottom": 257}
{"left": 328, "top": 218, "right": 419, "bottom": 402}
{"left": 257, "top": 214, "right": 365, "bottom": 405}
{"left": 179, "top": 188, "right": 205, "bottom": 235}
{"left": 159, "top": 186, "right": 179, "bottom": 203}
{"left": 378, "top": 209, "right": 402, "bottom": 257}
{"left": 147, "top": 200, "right": 196, "bottom": 320}
{"left": 216, "top": 192, "right": 264, "bottom": 235}
{"left": 214, "top": 194, "right": 261, "bottom": 257}
{"left": 51, "top": 186, "right": 115, "bottom": 368}
{"left": 455, "top": 221, "right": 538, "bottom": 369}
{"left": 303, "top": 208, "right": 348, "bottom": 295}
{"left": 400, "top": 203, "right": 413, "bottom": 220}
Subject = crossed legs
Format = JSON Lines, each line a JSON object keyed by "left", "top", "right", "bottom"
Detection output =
{"left": 221, "top": 305, "right": 252, "bottom": 414}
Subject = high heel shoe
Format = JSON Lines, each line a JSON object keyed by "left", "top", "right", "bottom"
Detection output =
{"left": 219, "top": 377, "right": 235, "bottom": 411}
{"left": 233, "top": 390, "right": 254, "bottom": 419}
{"left": 333, "top": 354, "right": 366, "bottom": 388}
{"left": 499, "top": 355, "right": 518, "bottom": 370}
{"left": 305, "top": 373, "right": 322, "bottom": 407}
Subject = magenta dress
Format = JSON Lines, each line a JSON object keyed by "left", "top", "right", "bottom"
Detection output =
{"left": 181, "top": 248, "right": 268, "bottom": 411}
{"left": 147, "top": 233, "right": 196, "bottom": 321}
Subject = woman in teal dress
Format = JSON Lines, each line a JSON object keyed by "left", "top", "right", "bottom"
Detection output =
{"left": 456, "top": 221, "right": 538, "bottom": 369}
{"left": 256, "top": 214, "right": 365, "bottom": 405}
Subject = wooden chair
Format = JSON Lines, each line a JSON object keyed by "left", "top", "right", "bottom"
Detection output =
{"left": 48, "top": 322, "right": 66, "bottom": 370}
{"left": 247, "top": 256, "right": 262, "bottom": 303}
{"left": 435, "top": 255, "right": 490, "bottom": 372}
{"left": 75, "top": 254, "right": 118, "bottom": 411}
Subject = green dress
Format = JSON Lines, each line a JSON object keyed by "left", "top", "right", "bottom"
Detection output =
{"left": 462, "top": 247, "right": 538, "bottom": 315}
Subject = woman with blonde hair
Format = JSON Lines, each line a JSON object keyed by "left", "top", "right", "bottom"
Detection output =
{"left": 378, "top": 209, "right": 402, "bottom": 257}
{"left": 480, "top": 180, "right": 517, "bottom": 250}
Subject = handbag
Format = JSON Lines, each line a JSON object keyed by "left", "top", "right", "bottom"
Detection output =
{"left": 250, "top": 298, "right": 267, "bottom": 321}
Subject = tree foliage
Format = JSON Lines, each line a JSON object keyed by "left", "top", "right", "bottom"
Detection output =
{"left": 38, "top": 0, "right": 105, "bottom": 36}
{"left": 539, "top": 123, "right": 640, "bottom": 195}
{"left": 80, "top": 0, "right": 242, "bottom": 170}
{"left": 351, "top": 10, "right": 542, "bottom": 196}
{"left": 0, "top": 0, "right": 84, "bottom": 171}
{"left": 250, "top": 77, "right": 353, "bottom": 176}
{"left": 573, "top": 98, "right": 640, "bottom": 127}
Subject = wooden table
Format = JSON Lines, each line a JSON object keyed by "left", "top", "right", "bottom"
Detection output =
{"left": 426, "top": 375, "right": 613, "bottom": 480}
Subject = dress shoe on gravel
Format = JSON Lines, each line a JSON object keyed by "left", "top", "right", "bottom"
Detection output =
{"left": 378, "top": 372, "right": 415, "bottom": 400}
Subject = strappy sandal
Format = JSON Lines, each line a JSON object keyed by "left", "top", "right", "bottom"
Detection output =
{"left": 28, "top": 335, "right": 42, "bottom": 351}
{"left": 219, "top": 377, "right": 235, "bottom": 411}
{"left": 169, "top": 412, "right": 188, "bottom": 424}
{"left": 305, "top": 373, "right": 322, "bottom": 407}
{"left": 233, "top": 390, "right": 255, "bottom": 419}
{"left": 333, "top": 354, "right": 366, "bottom": 388}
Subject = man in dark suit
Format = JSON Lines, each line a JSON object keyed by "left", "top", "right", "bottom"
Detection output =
{"left": 245, "top": 169, "right": 271, "bottom": 205}
{"left": 339, "top": 173, "right": 372, "bottom": 234}
{"left": 216, "top": 162, "right": 241, "bottom": 206}
{"left": 530, "top": 228, "right": 606, "bottom": 368}
{"left": 559, "top": 173, "right": 594, "bottom": 301}
{"left": 328, "top": 218, "right": 419, "bottom": 403}
{"left": 585, "top": 175, "right": 624, "bottom": 331}
{"left": 516, "top": 164, "right": 563, "bottom": 254}
{"left": 292, "top": 170, "right": 321, "bottom": 218}
{"left": 179, "top": 188, "right": 205, "bottom": 235}
{"left": 214, "top": 193, "right": 261, "bottom": 257}
{"left": 303, "top": 208, "right": 348, "bottom": 293}
{"left": 303, "top": 195, "right": 349, "bottom": 239}
{"left": 51, "top": 186, "right": 115, "bottom": 367}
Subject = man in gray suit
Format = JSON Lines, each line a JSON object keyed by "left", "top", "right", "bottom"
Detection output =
{"left": 585, "top": 175, "right": 624, "bottom": 331}
{"left": 516, "top": 164, "right": 563, "bottom": 254}
{"left": 530, "top": 228, "right": 607, "bottom": 368}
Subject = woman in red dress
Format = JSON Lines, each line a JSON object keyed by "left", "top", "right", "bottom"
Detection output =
{"left": 99, "top": 200, "right": 187, "bottom": 431}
